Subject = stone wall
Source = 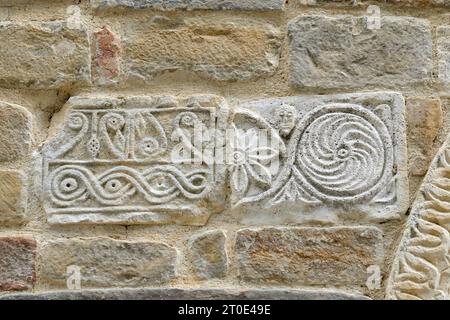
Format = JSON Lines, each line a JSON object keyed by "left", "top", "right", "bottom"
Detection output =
{"left": 0, "top": 0, "right": 449, "bottom": 300}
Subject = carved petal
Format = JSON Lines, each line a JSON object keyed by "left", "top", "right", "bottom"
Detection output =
{"left": 230, "top": 165, "right": 249, "bottom": 195}
{"left": 246, "top": 161, "right": 271, "bottom": 187}
{"left": 248, "top": 147, "right": 279, "bottom": 163}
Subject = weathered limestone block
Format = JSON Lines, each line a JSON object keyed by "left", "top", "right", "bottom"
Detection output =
{"left": 0, "top": 288, "right": 369, "bottom": 300}
{"left": 407, "top": 97, "right": 443, "bottom": 176}
{"left": 0, "top": 21, "right": 90, "bottom": 89}
{"left": 90, "top": 0, "right": 286, "bottom": 11}
{"left": 120, "top": 17, "right": 282, "bottom": 81}
{"left": 387, "top": 133, "right": 450, "bottom": 300}
{"left": 236, "top": 226, "right": 384, "bottom": 287}
{"left": 188, "top": 230, "right": 228, "bottom": 279}
{"left": 437, "top": 26, "right": 450, "bottom": 84}
{"left": 40, "top": 238, "right": 177, "bottom": 288}
{"left": 0, "top": 102, "right": 32, "bottom": 162}
{"left": 0, "top": 236, "right": 36, "bottom": 291}
{"left": 42, "top": 95, "right": 228, "bottom": 225}
{"left": 230, "top": 92, "right": 408, "bottom": 224}
{"left": 288, "top": 15, "right": 432, "bottom": 89}
{"left": 0, "top": 171, "right": 27, "bottom": 224}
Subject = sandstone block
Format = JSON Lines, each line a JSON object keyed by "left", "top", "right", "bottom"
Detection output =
{"left": 188, "top": 230, "right": 228, "bottom": 279}
{"left": 288, "top": 15, "right": 432, "bottom": 89}
{"left": 236, "top": 226, "right": 384, "bottom": 287}
{"left": 0, "top": 171, "right": 27, "bottom": 224}
{"left": 91, "top": 0, "right": 286, "bottom": 11}
{"left": 0, "top": 102, "right": 32, "bottom": 162}
{"left": 40, "top": 238, "right": 177, "bottom": 288}
{"left": 406, "top": 97, "right": 443, "bottom": 176}
{"left": 0, "top": 236, "right": 36, "bottom": 291}
{"left": 120, "top": 17, "right": 282, "bottom": 81}
{"left": 0, "top": 21, "right": 90, "bottom": 89}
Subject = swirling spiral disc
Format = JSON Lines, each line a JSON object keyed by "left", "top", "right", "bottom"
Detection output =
{"left": 292, "top": 104, "right": 393, "bottom": 202}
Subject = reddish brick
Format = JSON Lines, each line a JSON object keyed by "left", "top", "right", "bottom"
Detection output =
{"left": 0, "top": 236, "right": 36, "bottom": 291}
{"left": 93, "top": 26, "right": 121, "bottom": 83}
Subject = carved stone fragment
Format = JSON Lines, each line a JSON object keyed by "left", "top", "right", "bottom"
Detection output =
{"left": 230, "top": 92, "right": 408, "bottom": 224}
{"left": 42, "top": 95, "right": 228, "bottom": 225}
{"left": 42, "top": 92, "right": 407, "bottom": 226}
{"left": 387, "top": 133, "right": 450, "bottom": 300}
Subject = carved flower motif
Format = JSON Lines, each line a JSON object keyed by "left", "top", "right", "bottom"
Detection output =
{"left": 87, "top": 137, "right": 100, "bottom": 157}
{"left": 227, "top": 127, "right": 279, "bottom": 196}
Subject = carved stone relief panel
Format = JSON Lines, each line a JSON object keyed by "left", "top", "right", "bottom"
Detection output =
{"left": 43, "top": 95, "right": 228, "bottom": 225}
{"left": 230, "top": 92, "right": 408, "bottom": 225}
{"left": 387, "top": 133, "right": 450, "bottom": 300}
{"left": 42, "top": 92, "right": 407, "bottom": 226}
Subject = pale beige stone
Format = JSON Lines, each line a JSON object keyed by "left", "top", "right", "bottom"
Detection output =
{"left": 0, "top": 21, "right": 90, "bottom": 89}
{"left": 0, "top": 170, "right": 27, "bottom": 224}
{"left": 236, "top": 226, "right": 384, "bottom": 287}
{"left": 407, "top": 97, "right": 443, "bottom": 176}
{"left": 40, "top": 238, "right": 177, "bottom": 288}
{"left": 0, "top": 102, "right": 32, "bottom": 162}
{"left": 188, "top": 230, "right": 228, "bottom": 279}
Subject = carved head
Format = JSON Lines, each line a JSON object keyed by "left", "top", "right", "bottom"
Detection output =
{"left": 275, "top": 104, "right": 298, "bottom": 137}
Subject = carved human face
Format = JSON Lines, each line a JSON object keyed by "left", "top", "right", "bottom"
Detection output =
{"left": 276, "top": 104, "right": 297, "bottom": 137}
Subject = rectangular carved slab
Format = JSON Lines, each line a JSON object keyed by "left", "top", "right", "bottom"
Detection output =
{"left": 230, "top": 92, "right": 408, "bottom": 224}
{"left": 43, "top": 95, "right": 228, "bottom": 225}
{"left": 43, "top": 92, "right": 407, "bottom": 225}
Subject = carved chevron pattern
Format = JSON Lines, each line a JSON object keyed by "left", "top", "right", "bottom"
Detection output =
{"left": 392, "top": 148, "right": 450, "bottom": 300}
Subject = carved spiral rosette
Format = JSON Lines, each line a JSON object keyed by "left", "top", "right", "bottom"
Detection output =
{"left": 290, "top": 103, "right": 393, "bottom": 202}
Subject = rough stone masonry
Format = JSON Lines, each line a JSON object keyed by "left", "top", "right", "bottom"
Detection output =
{"left": 0, "top": 0, "right": 449, "bottom": 300}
